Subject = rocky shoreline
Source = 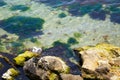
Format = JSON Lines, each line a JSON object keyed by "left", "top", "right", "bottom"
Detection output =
{"left": 0, "top": 43, "right": 120, "bottom": 80}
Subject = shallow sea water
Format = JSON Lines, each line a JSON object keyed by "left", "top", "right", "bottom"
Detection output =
{"left": 0, "top": 0, "right": 120, "bottom": 80}
{"left": 0, "top": 0, "right": 120, "bottom": 50}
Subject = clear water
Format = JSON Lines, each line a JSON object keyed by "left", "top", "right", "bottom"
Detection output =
{"left": 0, "top": 0, "right": 120, "bottom": 80}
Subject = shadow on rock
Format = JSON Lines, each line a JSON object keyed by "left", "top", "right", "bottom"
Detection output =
{"left": 0, "top": 16, "right": 45, "bottom": 39}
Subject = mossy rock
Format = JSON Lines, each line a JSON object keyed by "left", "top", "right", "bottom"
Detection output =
{"left": 49, "top": 73, "right": 58, "bottom": 80}
{"left": 2, "top": 68, "right": 19, "bottom": 80}
{"left": 14, "top": 51, "right": 39, "bottom": 66}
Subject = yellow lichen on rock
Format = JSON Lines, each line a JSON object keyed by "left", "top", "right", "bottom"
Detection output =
{"left": 9, "top": 68, "right": 19, "bottom": 77}
{"left": 49, "top": 73, "right": 58, "bottom": 80}
{"left": 75, "top": 43, "right": 120, "bottom": 79}
{"left": 2, "top": 68, "right": 19, "bottom": 80}
{"left": 14, "top": 51, "right": 39, "bottom": 66}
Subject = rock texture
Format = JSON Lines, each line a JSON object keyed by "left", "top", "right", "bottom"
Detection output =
{"left": 75, "top": 43, "right": 120, "bottom": 80}
{"left": 0, "top": 53, "right": 29, "bottom": 80}
{"left": 24, "top": 56, "right": 70, "bottom": 80}
{"left": 37, "top": 56, "right": 70, "bottom": 73}
{"left": 1, "top": 43, "right": 120, "bottom": 80}
{"left": 23, "top": 45, "right": 83, "bottom": 80}
{"left": 60, "top": 73, "right": 83, "bottom": 80}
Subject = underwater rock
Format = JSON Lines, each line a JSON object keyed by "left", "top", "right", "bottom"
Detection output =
{"left": 75, "top": 43, "right": 120, "bottom": 80}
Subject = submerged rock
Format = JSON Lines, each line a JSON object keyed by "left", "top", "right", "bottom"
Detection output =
{"left": 75, "top": 43, "right": 120, "bottom": 80}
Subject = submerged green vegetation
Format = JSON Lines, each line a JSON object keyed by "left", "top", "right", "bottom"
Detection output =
{"left": 58, "top": 12, "right": 67, "bottom": 18}
{"left": 0, "top": 0, "right": 120, "bottom": 53}
{"left": 1, "top": 16, "right": 45, "bottom": 38}
{"left": 0, "top": 0, "right": 6, "bottom": 7}
{"left": 67, "top": 37, "right": 79, "bottom": 45}
{"left": 10, "top": 5, "right": 30, "bottom": 11}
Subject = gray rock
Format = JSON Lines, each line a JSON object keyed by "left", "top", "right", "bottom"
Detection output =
{"left": 24, "top": 58, "right": 53, "bottom": 80}
{"left": 37, "top": 56, "right": 70, "bottom": 73}
{"left": 41, "top": 45, "right": 81, "bottom": 75}
{"left": 24, "top": 56, "right": 70, "bottom": 80}
{"left": 23, "top": 45, "right": 82, "bottom": 80}
{"left": 60, "top": 73, "right": 83, "bottom": 80}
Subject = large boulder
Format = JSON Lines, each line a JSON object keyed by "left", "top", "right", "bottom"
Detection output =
{"left": 23, "top": 45, "right": 83, "bottom": 80}
{"left": 24, "top": 56, "right": 83, "bottom": 80}
{"left": 37, "top": 56, "right": 70, "bottom": 73}
{"left": 75, "top": 43, "right": 120, "bottom": 80}
{"left": 24, "top": 56, "right": 70, "bottom": 80}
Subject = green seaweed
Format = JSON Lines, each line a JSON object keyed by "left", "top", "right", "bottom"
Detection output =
{"left": 0, "top": 0, "right": 7, "bottom": 7}
{"left": 73, "top": 32, "right": 82, "bottom": 38}
{"left": 67, "top": 37, "right": 79, "bottom": 45}
{"left": 80, "top": 3, "right": 102, "bottom": 15}
{"left": 30, "top": 38, "right": 38, "bottom": 43}
{"left": 10, "top": 5, "right": 30, "bottom": 11}
{"left": 11, "top": 41, "right": 25, "bottom": 54}
{"left": 58, "top": 12, "right": 67, "bottom": 18}
{"left": 1, "top": 16, "right": 45, "bottom": 38}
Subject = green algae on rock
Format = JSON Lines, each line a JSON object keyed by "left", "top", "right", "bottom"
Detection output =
{"left": 49, "top": 72, "right": 59, "bottom": 80}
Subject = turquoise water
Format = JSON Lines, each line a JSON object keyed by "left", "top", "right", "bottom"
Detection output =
{"left": 0, "top": 0, "right": 120, "bottom": 53}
